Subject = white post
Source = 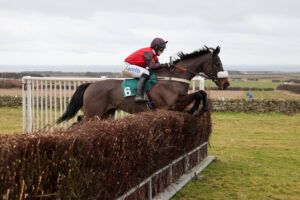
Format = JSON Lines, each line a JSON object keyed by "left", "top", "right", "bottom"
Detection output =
{"left": 68, "top": 81, "right": 72, "bottom": 104}
{"left": 63, "top": 80, "right": 67, "bottom": 112}
{"left": 31, "top": 80, "right": 35, "bottom": 131}
{"left": 26, "top": 79, "right": 32, "bottom": 133}
{"left": 40, "top": 81, "right": 44, "bottom": 129}
{"left": 148, "top": 179, "right": 152, "bottom": 200}
{"left": 45, "top": 80, "right": 48, "bottom": 130}
{"left": 36, "top": 80, "right": 40, "bottom": 130}
{"left": 169, "top": 165, "right": 173, "bottom": 184}
{"left": 59, "top": 81, "right": 63, "bottom": 127}
{"left": 192, "top": 80, "right": 195, "bottom": 92}
{"left": 49, "top": 80, "right": 53, "bottom": 128}
{"left": 184, "top": 154, "right": 189, "bottom": 173}
{"left": 22, "top": 77, "right": 27, "bottom": 132}
{"left": 199, "top": 77, "right": 205, "bottom": 90}
{"left": 54, "top": 80, "right": 57, "bottom": 127}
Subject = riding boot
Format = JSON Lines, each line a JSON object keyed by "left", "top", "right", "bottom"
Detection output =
{"left": 135, "top": 74, "right": 149, "bottom": 102}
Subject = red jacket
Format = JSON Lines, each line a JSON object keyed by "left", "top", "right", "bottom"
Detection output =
{"left": 125, "top": 47, "right": 159, "bottom": 68}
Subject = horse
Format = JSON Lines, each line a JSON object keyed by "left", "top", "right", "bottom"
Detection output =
{"left": 57, "top": 46, "right": 230, "bottom": 123}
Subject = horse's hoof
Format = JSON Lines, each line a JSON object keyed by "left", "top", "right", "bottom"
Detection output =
{"left": 193, "top": 110, "right": 200, "bottom": 116}
{"left": 193, "top": 108, "right": 208, "bottom": 116}
{"left": 198, "top": 109, "right": 208, "bottom": 116}
{"left": 147, "top": 101, "right": 155, "bottom": 110}
{"left": 77, "top": 115, "right": 83, "bottom": 122}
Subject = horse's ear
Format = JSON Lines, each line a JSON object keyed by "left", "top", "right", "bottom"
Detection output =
{"left": 213, "top": 46, "right": 220, "bottom": 56}
{"left": 204, "top": 45, "right": 209, "bottom": 51}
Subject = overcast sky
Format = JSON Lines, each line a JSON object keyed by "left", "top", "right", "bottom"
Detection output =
{"left": 0, "top": 0, "right": 299, "bottom": 72}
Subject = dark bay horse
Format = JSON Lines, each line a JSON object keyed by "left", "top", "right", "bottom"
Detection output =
{"left": 57, "top": 46, "right": 230, "bottom": 123}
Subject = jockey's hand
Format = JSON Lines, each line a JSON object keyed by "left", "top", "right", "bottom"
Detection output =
{"left": 169, "top": 58, "right": 174, "bottom": 66}
{"left": 162, "top": 63, "right": 174, "bottom": 68}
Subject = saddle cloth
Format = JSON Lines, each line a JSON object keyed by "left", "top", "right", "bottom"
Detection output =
{"left": 121, "top": 72, "right": 157, "bottom": 97}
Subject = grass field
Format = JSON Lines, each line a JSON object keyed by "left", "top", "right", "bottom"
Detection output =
{"left": 1, "top": 108, "right": 300, "bottom": 199}
{"left": 251, "top": 91, "right": 300, "bottom": 100}
{"left": 0, "top": 107, "right": 22, "bottom": 134}
{"left": 206, "top": 90, "right": 300, "bottom": 100}
{"left": 173, "top": 112, "right": 300, "bottom": 200}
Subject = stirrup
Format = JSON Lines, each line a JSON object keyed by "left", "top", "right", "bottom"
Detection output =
{"left": 147, "top": 101, "right": 155, "bottom": 110}
{"left": 135, "top": 96, "right": 147, "bottom": 103}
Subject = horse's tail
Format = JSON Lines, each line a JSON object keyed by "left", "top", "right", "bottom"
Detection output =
{"left": 56, "top": 83, "right": 91, "bottom": 124}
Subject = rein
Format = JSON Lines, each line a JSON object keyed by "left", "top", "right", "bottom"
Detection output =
{"left": 156, "top": 76, "right": 191, "bottom": 84}
{"left": 175, "top": 65, "right": 210, "bottom": 79}
{"left": 174, "top": 54, "right": 225, "bottom": 86}
{"left": 157, "top": 54, "right": 228, "bottom": 86}
{"left": 156, "top": 65, "right": 209, "bottom": 86}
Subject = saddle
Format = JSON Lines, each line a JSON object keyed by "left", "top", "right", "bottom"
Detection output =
{"left": 121, "top": 72, "right": 157, "bottom": 98}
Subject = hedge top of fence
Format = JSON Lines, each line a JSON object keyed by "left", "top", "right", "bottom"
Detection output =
{"left": 0, "top": 110, "right": 212, "bottom": 199}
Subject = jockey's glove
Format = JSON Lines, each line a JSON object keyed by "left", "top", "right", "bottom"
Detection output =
{"left": 169, "top": 58, "right": 174, "bottom": 66}
{"left": 162, "top": 63, "right": 174, "bottom": 68}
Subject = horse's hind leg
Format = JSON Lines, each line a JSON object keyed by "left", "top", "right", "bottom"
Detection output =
{"left": 84, "top": 98, "right": 117, "bottom": 120}
{"left": 83, "top": 99, "right": 108, "bottom": 119}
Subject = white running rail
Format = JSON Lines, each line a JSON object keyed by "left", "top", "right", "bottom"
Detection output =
{"left": 22, "top": 76, "right": 205, "bottom": 133}
{"left": 117, "top": 142, "right": 214, "bottom": 200}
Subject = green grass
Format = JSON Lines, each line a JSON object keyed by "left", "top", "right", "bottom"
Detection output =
{"left": 173, "top": 112, "right": 300, "bottom": 200}
{"left": 1, "top": 108, "right": 300, "bottom": 199}
{"left": 0, "top": 106, "right": 85, "bottom": 134}
{"left": 0, "top": 107, "right": 22, "bottom": 134}
{"left": 246, "top": 91, "right": 300, "bottom": 100}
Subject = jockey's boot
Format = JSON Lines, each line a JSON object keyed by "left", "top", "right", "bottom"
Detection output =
{"left": 135, "top": 74, "right": 149, "bottom": 102}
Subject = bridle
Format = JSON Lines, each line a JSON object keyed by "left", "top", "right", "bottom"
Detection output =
{"left": 173, "top": 54, "right": 224, "bottom": 85}
{"left": 158, "top": 53, "right": 228, "bottom": 86}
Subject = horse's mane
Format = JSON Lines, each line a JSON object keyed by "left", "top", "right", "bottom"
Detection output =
{"left": 173, "top": 46, "right": 211, "bottom": 64}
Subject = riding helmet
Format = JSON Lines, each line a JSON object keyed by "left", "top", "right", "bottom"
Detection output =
{"left": 150, "top": 37, "right": 168, "bottom": 52}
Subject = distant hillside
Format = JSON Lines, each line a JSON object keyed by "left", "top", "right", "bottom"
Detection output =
{"left": 0, "top": 71, "right": 299, "bottom": 80}
{"left": 0, "top": 72, "right": 43, "bottom": 79}
{"left": 0, "top": 72, "right": 121, "bottom": 79}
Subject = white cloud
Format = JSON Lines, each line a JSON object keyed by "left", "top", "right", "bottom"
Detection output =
{"left": 0, "top": 0, "right": 299, "bottom": 71}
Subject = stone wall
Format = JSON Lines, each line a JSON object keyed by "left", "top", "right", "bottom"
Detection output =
{"left": 211, "top": 99, "right": 300, "bottom": 114}
{"left": 1, "top": 95, "right": 300, "bottom": 114}
{"left": 0, "top": 95, "right": 22, "bottom": 107}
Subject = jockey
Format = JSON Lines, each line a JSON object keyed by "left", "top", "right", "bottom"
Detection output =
{"left": 123, "top": 37, "right": 170, "bottom": 102}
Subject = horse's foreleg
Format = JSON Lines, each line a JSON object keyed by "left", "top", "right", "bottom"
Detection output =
{"left": 195, "top": 90, "right": 208, "bottom": 115}
{"left": 103, "top": 108, "right": 117, "bottom": 119}
{"left": 175, "top": 90, "right": 208, "bottom": 115}
{"left": 175, "top": 92, "right": 199, "bottom": 111}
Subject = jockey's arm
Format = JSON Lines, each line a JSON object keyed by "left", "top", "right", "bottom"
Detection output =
{"left": 144, "top": 51, "right": 168, "bottom": 69}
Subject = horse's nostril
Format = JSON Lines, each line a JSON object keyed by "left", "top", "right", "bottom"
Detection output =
{"left": 223, "top": 82, "right": 230, "bottom": 89}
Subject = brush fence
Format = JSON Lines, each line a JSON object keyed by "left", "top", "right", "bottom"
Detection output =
{"left": 22, "top": 76, "right": 205, "bottom": 133}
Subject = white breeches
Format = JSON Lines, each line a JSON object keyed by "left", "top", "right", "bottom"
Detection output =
{"left": 122, "top": 62, "right": 150, "bottom": 78}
